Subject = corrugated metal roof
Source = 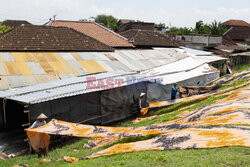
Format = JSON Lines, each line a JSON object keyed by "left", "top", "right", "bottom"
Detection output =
{"left": 177, "top": 47, "right": 213, "bottom": 56}
{"left": 141, "top": 57, "right": 204, "bottom": 76}
{"left": 192, "top": 56, "right": 227, "bottom": 64}
{"left": 0, "top": 71, "right": 138, "bottom": 104}
{"left": 148, "top": 64, "right": 218, "bottom": 85}
{"left": 154, "top": 47, "right": 227, "bottom": 63}
{"left": 0, "top": 56, "right": 219, "bottom": 104}
{"left": 0, "top": 49, "right": 189, "bottom": 90}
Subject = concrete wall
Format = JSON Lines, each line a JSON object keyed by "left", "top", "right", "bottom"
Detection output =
{"left": 177, "top": 35, "right": 222, "bottom": 46}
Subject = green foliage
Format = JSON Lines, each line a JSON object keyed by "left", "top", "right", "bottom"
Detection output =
{"left": 193, "top": 20, "right": 210, "bottom": 34}
{"left": 91, "top": 15, "right": 118, "bottom": 31}
{"left": 217, "top": 77, "right": 249, "bottom": 91}
{"left": 168, "top": 20, "right": 228, "bottom": 35}
{"left": 169, "top": 26, "right": 193, "bottom": 35}
{"left": 155, "top": 23, "right": 168, "bottom": 30}
{"left": 208, "top": 20, "right": 228, "bottom": 35}
{"left": 233, "top": 64, "right": 250, "bottom": 73}
{"left": 0, "top": 25, "right": 12, "bottom": 34}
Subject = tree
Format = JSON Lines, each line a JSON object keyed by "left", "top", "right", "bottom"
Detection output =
{"left": 209, "top": 20, "right": 228, "bottom": 35}
{"left": 92, "top": 15, "right": 118, "bottom": 31}
{"left": 0, "top": 25, "right": 12, "bottom": 34}
{"left": 194, "top": 20, "right": 210, "bottom": 34}
{"left": 155, "top": 23, "right": 168, "bottom": 30}
{"left": 168, "top": 27, "right": 192, "bottom": 35}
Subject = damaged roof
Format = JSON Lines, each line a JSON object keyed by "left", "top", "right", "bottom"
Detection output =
{"left": 46, "top": 20, "right": 134, "bottom": 48}
{"left": 1, "top": 20, "right": 32, "bottom": 28}
{"left": 120, "top": 29, "right": 179, "bottom": 48}
{"left": 214, "top": 36, "right": 246, "bottom": 52}
{"left": 0, "top": 25, "right": 113, "bottom": 51}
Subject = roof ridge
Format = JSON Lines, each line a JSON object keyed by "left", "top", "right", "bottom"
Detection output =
{"left": 64, "top": 26, "right": 114, "bottom": 51}
{"left": 46, "top": 20, "right": 132, "bottom": 44}
{"left": 92, "top": 22, "right": 129, "bottom": 41}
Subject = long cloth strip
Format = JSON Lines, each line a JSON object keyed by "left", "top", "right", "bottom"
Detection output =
{"left": 26, "top": 81, "right": 250, "bottom": 160}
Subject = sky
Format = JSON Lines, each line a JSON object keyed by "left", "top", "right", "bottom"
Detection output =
{"left": 0, "top": 0, "right": 249, "bottom": 27}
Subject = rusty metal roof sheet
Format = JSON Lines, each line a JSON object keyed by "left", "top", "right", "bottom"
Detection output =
{"left": 0, "top": 49, "right": 190, "bottom": 90}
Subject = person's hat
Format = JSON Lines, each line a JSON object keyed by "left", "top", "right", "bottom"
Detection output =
{"left": 140, "top": 93, "right": 146, "bottom": 97}
{"left": 37, "top": 113, "right": 48, "bottom": 119}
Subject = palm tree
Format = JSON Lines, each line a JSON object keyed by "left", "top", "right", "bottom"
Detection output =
{"left": 209, "top": 20, "right": 228, "bottom": 35}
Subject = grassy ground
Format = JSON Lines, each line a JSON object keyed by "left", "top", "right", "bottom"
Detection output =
{"left": 1, "top": 70, "right": 250, "bottom": 167}
{"left": 233, "top": 64, "right": 249, "bottom": 73}
{"left": 1, "top": 142, "right": 249, "bottom": 167}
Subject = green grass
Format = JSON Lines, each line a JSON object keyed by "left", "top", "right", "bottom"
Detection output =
{"left": 217, "top": 77, "right": 249, "bottom": 91}
{"left": 207, "top": 64, "right": 249, "bottom": 86}
{"left": 123, "top": 95, "right": 228, "bottom": 127}
{"left": 2, "top": 143, "right": 249, "bottom": 167}
{"left": 233, "top": 64, "right": 249, "bottom": 73}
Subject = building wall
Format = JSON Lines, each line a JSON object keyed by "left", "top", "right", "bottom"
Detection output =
{"left": 24, "top": 82, "right": 147, "bottom": 126}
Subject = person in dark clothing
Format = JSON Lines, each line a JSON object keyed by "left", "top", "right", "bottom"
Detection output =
{"left": 171, "top": 83, "right": 179, "bottom": 100}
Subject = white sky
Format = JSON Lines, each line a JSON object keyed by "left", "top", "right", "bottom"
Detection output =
{"left": 0, "top": 0, "right": 249, "bottom": 27}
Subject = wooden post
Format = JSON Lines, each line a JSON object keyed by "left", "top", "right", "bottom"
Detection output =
{"left": 22, "top": 105, "right": 31, "bottom": 127}
{"left": 3, "top": 99, "right": 6, "bottom": 128}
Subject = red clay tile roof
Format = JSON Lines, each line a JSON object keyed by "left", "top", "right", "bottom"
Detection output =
{"left": 119, "top": 29, "right": 179, "bottom": 48}
{"left": 0, "top": 25, "right": 113, "bottom": 51}
{"left": 223, "top": 20, "right": 250, "bottom": 27}
{"left": 46, "top": 20, "right": 134, "bottom": 48}
{"left": 224, "top": 26, "right": 250, "bottom": 40}
{"left": 1, "top": 20, "right": 32, "bottom": 28}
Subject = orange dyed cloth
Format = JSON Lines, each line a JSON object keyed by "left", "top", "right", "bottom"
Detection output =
{"left": 85, "top": 127, "right": 250, "bottom": 159}
{"left": 27, "top": 78, "right": 250, "bottom": 160}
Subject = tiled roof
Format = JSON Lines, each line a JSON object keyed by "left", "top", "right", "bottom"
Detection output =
{"left": 224, "top": 26, "right": 250, "bottom": 40}
{"left": 46, "top": 20, "right": 134, "bottom": 48}
{"left": 222, "top": 36, "right": 236, "bottom": 45}
{"left": 1, "top": 20, "right": 32, "bottom": 28}
{"left": 223, "top": 20, "right": 250, "bottom": 27}
{"left": 119, "top": 29, "right": 179, "bottom": 48}
{"left": 118, "top": 19, "right": 135, "bottom": 24}
{"left": 216, "top": 36, "right": 246, "bottom": 51}
{"left": 215, "top": 45, "right": 246, "bottom": 51}
{"left": 0, "top": 25, "right": 113, "bottom": 51}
